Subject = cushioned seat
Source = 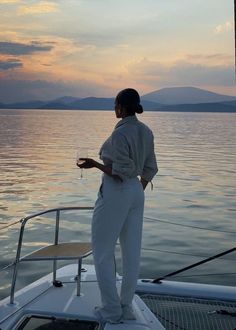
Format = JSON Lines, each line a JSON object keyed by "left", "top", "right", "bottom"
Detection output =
{"left": 22, "top": 242, "right": 92, "bottom": 296}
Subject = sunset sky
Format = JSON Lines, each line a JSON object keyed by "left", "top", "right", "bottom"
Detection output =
{"left": 0, "top": 0, "right": 235, "bottom": 102}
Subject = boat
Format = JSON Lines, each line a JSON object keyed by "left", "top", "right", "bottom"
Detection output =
{"left": 0, "top": 206, "right": 236, "bottom": 330}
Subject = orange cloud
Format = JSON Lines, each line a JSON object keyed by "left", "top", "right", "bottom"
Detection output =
{"left": 215, "top": 21, "right": 233, "bottom": 34}
{"left": 17, "top": 1, "right": 58, "bottom": 15}
{"left": 0, "top": 0, "right": 21, "bottom": 3}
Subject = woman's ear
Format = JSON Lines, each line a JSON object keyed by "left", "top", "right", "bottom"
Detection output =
{"left": 117, "top": 105, "right": 122, "bottom": 116}
{"left": 115, "top": 104, "right": 123, "bottom": 118}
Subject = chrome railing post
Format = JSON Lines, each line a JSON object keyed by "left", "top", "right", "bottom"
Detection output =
{"left": 10, "top": 220, "right": 26, "bottom": 304}
{"left": 77, "top": 258, "right": 82, "bottom": 296}
{"left": 53, "top": 209, "right": 60, "bottom": 282}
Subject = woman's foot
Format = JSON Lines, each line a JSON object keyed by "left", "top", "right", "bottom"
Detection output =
{"left": 122, "top": 304, "right": 136, "bottom": 320}
{"left": 94, "top": 306, "right": 123, "bottom": 324}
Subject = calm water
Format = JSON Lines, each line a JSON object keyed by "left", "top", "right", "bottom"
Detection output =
{"left": 0, "top": 109, "right": 235, "bottom": 299}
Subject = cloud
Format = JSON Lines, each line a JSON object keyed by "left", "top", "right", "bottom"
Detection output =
{"left": 0, "top": 78, "right": 113, "bottom": 103}
{"left": 0, "top": 0, "right": 21, "bottom": 3}
{"left": 169, "top": 62, "right": 234, "bottom": 86}
{"left": 185, "top": 53, "right": 232, "bottom": 66}
{"left": 126, "top": 56, "right": 235, "bottom": 89}
{"left": 215, "top": 21, "right": 233, "bottom": 34}
{"left": 0, "top": 41, "right": 53, "bottom": 55}
{"left": 0, "top": 58, "right": 22, "bottom": 70}
{"left": 18, "top": 1, "right": 58, "bottom": 15}
{"left": 186, "top": 54, "right": 231, "bottom": 62}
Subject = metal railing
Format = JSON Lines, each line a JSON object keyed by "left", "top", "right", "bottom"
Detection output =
{"left": 9, "top": 206, "right": 94, "bottom": 304}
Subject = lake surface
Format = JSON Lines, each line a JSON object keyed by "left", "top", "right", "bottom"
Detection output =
{"left": 0, "top": 109, "right": 235, "bottom": 299}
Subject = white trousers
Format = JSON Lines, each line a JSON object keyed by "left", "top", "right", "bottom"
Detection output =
{"left": 92, "top": 174, "right": 144, "bottom": 319}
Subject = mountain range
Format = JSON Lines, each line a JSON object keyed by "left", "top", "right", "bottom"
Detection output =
{"left": 0, "top": 87, "right": 236, "bottom": 112}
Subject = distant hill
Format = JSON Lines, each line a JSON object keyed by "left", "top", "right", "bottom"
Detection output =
{"left": 39, "top": 97, "right": 115, "bottom": 110}
{"left": 40, "top": 97, "right": 161, "bottom": 111}
{"left": 0, "top": 100, "right": 45, "bottom": 109}
{"left": 0, "top": 87, "right": 236, "bottom": 112}
{"left": 142, "top": 87, "right": 236, "bottom": 105}
{"left": 221, "top": 100, "right": 236, "bottom": 106}
{"left": 0, "top": 102, "right": 6, "bottom": 108}
{"left": 69, "top": 97, "right": 114, "bottom": 110}
{"left": 51, "top": 96, "right": 80, "bottom": 105}
{"left": 160, "top": 102, "right": 236, "bottom": 112}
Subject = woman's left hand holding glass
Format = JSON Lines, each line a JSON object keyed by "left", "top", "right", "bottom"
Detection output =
{"left": 77, "top": 158, "right": 97, "bottom": 169}
{"left": 77, "top": 158, "right": 123, "bottom": 182}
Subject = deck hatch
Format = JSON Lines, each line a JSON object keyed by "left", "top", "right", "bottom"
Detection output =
{"left": 15, "top": 315, "right": 100, "bottom": 330}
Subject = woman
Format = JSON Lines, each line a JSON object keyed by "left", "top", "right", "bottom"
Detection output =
{"left": 78, "top": 88, "right": 158, "bottom": 323}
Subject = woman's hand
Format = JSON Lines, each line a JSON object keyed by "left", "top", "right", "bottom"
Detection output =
{"left": 77, "top": 159, "right": 123, "bottom": 182}
{"left": 77, "top": 158, "right": 97, "bottom": 169}
{"left": 140, "top": 177, "right": 148, "bottom": 190}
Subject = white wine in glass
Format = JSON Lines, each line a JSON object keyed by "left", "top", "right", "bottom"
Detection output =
{"left": 76, "top": 148, "right": 88, "bottom": 179}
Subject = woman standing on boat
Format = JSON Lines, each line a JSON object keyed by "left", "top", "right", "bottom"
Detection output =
{"left": 78, "top": 88, "right": 158, "bottom": 323}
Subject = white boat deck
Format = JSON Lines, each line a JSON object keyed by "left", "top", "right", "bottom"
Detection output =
{"left": 0, "top": 264, "right": 165, "bottom": 330}
{"left": 1, "top": 208, "right": 236, "bottom": 329}
{"left": 1, "top": 263, "right": 236, "bottom": 329}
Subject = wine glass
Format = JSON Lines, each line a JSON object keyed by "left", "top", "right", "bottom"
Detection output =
{"left": 76, "top": 148, "right": 88, "bottom": 179}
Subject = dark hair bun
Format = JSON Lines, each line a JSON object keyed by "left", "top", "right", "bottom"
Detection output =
{"left": 136, "top": 104, "right": 143, "bottom": 114}
{"left": 116, "top": 88, "right": 144, "bottom": 115}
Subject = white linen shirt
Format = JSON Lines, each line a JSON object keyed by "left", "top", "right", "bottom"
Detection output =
{"left": 99, "top": 115, "right": 158, "bottom": 181}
